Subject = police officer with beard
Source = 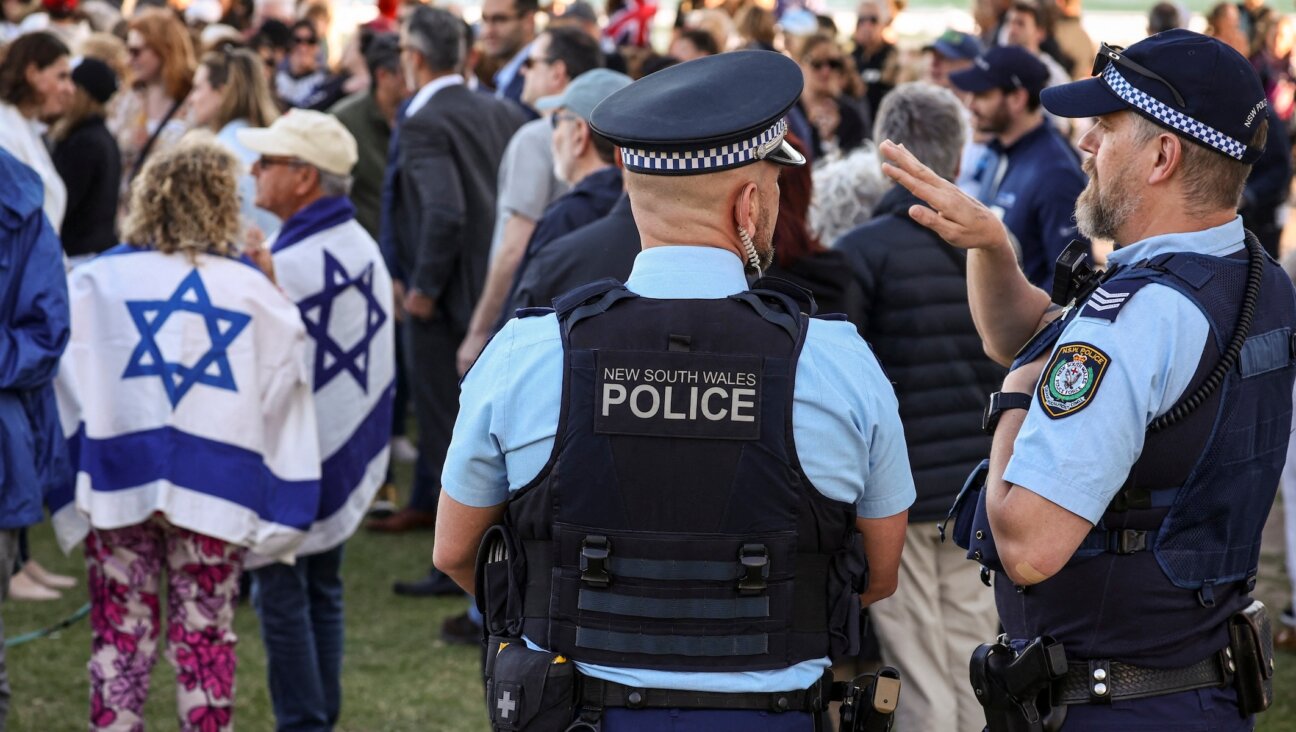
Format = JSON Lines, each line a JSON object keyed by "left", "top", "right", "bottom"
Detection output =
{"left": 883, "top": 29, "right": 1294, "bottom": 731}
{"left": 430, "top": 51, "right": 915, "bottom": 732}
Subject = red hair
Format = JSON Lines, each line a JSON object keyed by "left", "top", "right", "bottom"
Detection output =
{"left": 129, "top": 8, "right": 195, "bottom": 101}
{"left": 772, "top": 133, "right": 824, "bottom": 268}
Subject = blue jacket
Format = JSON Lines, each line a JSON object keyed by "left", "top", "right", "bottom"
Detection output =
{"left": 0, "top": 148, "right": 71, "bottom": 529}
{"left": 974, "top": 122, "right": 1089, "bottom": 290}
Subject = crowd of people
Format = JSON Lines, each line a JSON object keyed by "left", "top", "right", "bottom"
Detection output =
{"left": 0, "top": 0, "right": 1295, "bottom": 729}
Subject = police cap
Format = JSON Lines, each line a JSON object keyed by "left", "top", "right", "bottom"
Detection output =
{"left": 589, "top": 51, "right": 806, "bottom": 176}
{"left": 1041, "top": 29, "right": 1267, "bottom": 164}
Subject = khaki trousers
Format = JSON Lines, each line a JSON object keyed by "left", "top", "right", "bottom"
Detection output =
{"left": 868, "top": 523, "right": 999, "bottom": 732}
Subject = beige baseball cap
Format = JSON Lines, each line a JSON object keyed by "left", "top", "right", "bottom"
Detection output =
{"left": 237, "top": 109, "right": 359, "bottom": 177}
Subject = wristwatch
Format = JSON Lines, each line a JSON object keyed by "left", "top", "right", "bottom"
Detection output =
{"left": 982, "top": 392, "right": 1033, "bottom": 435}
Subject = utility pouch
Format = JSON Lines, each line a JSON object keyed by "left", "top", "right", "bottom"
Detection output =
{"left": 940, "top": 459, "right": 989, "bottom": 550}
{"left": 485, "top": 637, "right": 579, "bottom": 732}
{"left": 1229, "top": 600, "right": 1275, "bottom": 715}
{"left": 476, "top": 524, "right": 526, "bottom": 639}
{"left": 828, "top": 532, "right": 870, "bottom": 658}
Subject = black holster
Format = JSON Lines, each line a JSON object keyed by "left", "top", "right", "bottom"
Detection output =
{"left": 970, "top": 636, "right": 1069, "bottom": 732}
{"left": 838, "top": 667, "right": 902, "bottom": 732}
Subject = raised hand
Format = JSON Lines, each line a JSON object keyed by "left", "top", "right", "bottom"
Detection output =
{"left": 879, "top": 140, "right": 1013, "bottom": 252}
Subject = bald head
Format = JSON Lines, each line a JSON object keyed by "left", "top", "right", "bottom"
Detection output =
{"left": 624, "top": 162, "right": 781, "bottom": 273}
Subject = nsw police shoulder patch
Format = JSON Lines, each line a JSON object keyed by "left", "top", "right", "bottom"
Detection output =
{"left": 1038, "top": 342, "right": 1111, "bottom": 419}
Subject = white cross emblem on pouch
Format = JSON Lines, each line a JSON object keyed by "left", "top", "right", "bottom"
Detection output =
{"left": 497, "top": 690, "right": 517, "bottom": 719}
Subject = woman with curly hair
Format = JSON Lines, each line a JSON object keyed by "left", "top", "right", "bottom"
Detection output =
{"left": 50, "top": 137, "right": 320, "bottom": 732}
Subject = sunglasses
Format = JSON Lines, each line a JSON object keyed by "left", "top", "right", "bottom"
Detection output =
{"left": 1092, "top": 43, "right": 1185, "bottom": 108}
{"left": 293, "top": 34, "right": 318, "bottom": 46}
{"left": 255, "top": 155, "right": 305, "bottom": 169}
{"left": 481, "top": 11, "right": 520, "bottom": 25}
{"left": 810, "top": 58, "right": 844, "bottom": 71}
{"left": 521, "top": 56, "right": 554, "bottom": 70}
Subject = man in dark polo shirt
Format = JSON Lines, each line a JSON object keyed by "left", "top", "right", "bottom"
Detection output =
{"left": 329, "top": 33, "right": 407, "bottom": 239}
{"left": 953, "top": 45, "right": 1089, "bottom": 290}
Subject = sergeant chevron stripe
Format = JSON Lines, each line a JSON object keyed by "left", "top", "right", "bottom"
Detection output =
{"left": 1087, "top": 287, "right": 1130, "bottom": 311}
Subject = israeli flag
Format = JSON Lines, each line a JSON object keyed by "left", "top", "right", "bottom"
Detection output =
{"left": 49, "top": 247, "right": 322, "bottom": 560}
{"left": 253, "top": 196, "right": 395, "bottom": 565}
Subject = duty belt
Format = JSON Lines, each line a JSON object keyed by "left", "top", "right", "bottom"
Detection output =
{"left": 579, "top": 675, "right": 834, "bottom": 713}
{"left": 1057, "top": 649, "right": 1233, "bottom": 705}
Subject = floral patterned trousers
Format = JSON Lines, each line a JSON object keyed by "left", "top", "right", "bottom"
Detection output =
{"left": 85, "top": 517, "right": 246, "bottom": 732}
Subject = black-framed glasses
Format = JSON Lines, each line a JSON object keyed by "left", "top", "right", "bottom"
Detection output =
{"left": 481, "top": 11, "right": 521, "bottom": 25}
{"left": 1092, "top": 43, "right": 1185, "bottom": 108}
{"left": 810, "top": 58, "right": 844, "bottom": 72}
{"left": 521, "top": 56, "right": 554, "bottom": 70}
{"left": 550, "top": 112, "right": 580, "bottom": 129}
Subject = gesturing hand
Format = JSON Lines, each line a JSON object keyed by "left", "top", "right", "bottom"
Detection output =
{"left": 879, "top": 140, "right": 1014, "bottom": 252}
{"left": 404, "top": 289, "right": 435, "bottom": 320}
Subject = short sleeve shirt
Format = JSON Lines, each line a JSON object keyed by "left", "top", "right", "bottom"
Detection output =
{"left": 488, "top": 118, "right": 570, "bottom": 257}
{"left": 1003, "top": 217, "right": 1245, "bottom": 524}
{"left": 441, "top": 245, "right": 915, "bottom": 692}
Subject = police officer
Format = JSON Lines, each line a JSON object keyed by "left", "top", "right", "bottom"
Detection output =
{"left": 883, "top": 29, "right": 1294, "bottom": 730}
{"left": 431, "top": 51, "right": 915, "bottom": 732}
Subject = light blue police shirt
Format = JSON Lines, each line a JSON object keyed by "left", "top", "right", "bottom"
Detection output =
{"left": 1003, "top": 217, "right": 1245, "bottom": 524}
{"left": 442, "top": 245, "right": 916, "bottom": 693}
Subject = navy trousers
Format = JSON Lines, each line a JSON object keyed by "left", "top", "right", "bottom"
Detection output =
{"left": 600, "top": 709, "right": 814, "bottom": 731}
{"left": 1028, "top": 686, "right": 1253, "bottom": 731}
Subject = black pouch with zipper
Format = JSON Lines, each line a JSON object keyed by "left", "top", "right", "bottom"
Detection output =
{"left": 484, "top": 638, "right": 579, "bottom": 732}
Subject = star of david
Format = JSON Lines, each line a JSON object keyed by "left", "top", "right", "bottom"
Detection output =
{"left": 298, "top": 251, "right": 387, "bottom": 393}
{"left": 122, "top": 269, "right": 252, "bottom": 409}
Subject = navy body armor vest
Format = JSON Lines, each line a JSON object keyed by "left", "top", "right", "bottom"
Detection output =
{"left": 504, "top": 280, "right": 868, "bottom": 673}
{"left": 957, "top": 245, "right": 1296, "bottom": 667}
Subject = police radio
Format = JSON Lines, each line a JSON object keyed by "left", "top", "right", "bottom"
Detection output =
{"left": 1049, "top": 240, "right": 1104, "bottom": 307}
{"left": 838, "top": 667, "right": 901, "bottom": 732}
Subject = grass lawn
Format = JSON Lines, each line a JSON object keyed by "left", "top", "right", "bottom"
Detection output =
{"left": 5, "top": 476, "right": 1295, "bottom": 730}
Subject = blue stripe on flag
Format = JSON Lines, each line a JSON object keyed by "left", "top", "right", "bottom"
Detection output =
{"left": 317, "top": 381, "right": 394, "bottom": 519}
{"left": 70, "top": 425, "right": 319, "bottom": 529}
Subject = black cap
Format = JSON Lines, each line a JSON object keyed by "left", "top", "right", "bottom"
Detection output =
{"left": 589, "top": 51, "right": 806, "bottom": 176}
{"left": 1041, "top": 29, "right": 1266, "bottom": 163}
{"left": 949, "top": 45, "right": 1049, "bottom": 95}
{"left": 72, "top": 57, "right": 118, "bottom": 104}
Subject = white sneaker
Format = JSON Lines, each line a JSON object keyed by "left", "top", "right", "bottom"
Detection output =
{"left": 391, "top": 436, "right": 419, "bottom": 464}
{"left": 9, "top": 567, "right": 62, "bottom": 601}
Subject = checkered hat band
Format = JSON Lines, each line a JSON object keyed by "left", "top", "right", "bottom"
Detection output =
{"left": 1102, "top": 66, "right": 1247, "bottom": 161}
{"left": 620, "top": 118, "right": 788, "bottom": 173}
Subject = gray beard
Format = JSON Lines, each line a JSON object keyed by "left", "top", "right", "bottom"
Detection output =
{"left": 1075, "top": 179, "right": 1140, "bottom": 243}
